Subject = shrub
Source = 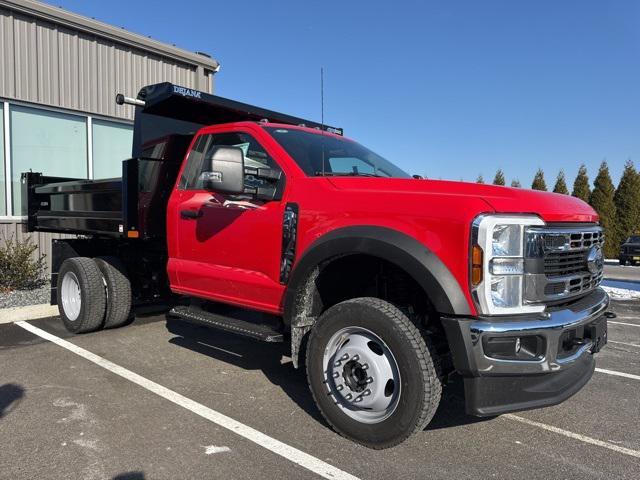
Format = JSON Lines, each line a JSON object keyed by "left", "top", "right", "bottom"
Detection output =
{"left": 0, "top": 236, "right": 47, "bottom": 292}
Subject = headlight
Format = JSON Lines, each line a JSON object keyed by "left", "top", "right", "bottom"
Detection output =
{"left": 471, "top": 215, "right": 545, "bottom": 315}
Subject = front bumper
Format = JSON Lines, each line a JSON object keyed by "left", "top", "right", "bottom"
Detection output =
{"left": 442, "top": 288, "right": 609, "bottom": 416}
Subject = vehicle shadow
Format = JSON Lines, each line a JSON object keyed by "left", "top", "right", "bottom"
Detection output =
{"left": 165, "top": 318, "right": 327, "bottom": 426}
{"left": 0, "top": 383, "right": 25, "bottom": 419}
{"left": 164, "top": 317, "right": 492, "bottom": 432}
{"left": 112, "top": 472, "right": 145, "bottom": 480}
{"left": 425, "top": 376, "right": 494, "bottom": 430}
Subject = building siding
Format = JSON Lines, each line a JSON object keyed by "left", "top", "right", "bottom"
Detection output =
{"left": 0, "top": 6, "right": 212, "bottom": 121}
{"left": 0, "top": 0, "right": 218, "bottom": 283}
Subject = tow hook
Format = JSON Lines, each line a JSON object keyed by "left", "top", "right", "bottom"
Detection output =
{"left": 604, "top": 311, "right": 617, "bottom": 319}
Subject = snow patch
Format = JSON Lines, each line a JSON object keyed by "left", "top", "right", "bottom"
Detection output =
{"left": 204, "top": 445, "right": 231, "bottom": 455}
{"left": 601, "top": 286, "right": 640, "bottom": 300}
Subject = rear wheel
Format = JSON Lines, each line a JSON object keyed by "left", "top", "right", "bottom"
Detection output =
{"left": 57, "top": 257, "right": 106, "bottom": 333}
{"left": 306, "top": 297, "right": 442, "bottom": 449}
{"left": 94, "top": 256, "right": 132, "bottom": 329}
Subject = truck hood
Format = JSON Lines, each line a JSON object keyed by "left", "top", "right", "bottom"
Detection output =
{"left": 327, "top": 177, "right": 599, "bottom": 224}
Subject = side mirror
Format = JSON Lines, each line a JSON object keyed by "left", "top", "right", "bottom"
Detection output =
{"left": 202, "top": 146, "right": 245, "bottom": 194}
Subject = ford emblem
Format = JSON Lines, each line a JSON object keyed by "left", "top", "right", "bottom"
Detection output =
{"left": 587, "top": 246, "right": 604, "bottom": 274}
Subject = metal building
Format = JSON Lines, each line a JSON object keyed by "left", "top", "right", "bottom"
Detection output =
{"left": 0, "top": 0, "right": 218, "bottom": 264}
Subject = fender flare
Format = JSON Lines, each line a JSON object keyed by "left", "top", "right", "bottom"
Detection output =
{"left": 283, "top": 225, "right": 472, "bottom": 327}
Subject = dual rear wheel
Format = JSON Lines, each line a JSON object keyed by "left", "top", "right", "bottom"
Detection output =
{"left": 57, "top": 256, "right": 132, "bottom": 333}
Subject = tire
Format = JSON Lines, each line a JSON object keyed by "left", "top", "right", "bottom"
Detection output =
{"left": 94, "top": 256, "right": 132, "bottom": 329}
{"left": 620, "top": 257, "right": 627, "bottom": 266}
{"left": 57, "top": 257, "right": 107, "bottom": 333}
{"left": 306, "top": 297, "right": 442, "bottom": 449}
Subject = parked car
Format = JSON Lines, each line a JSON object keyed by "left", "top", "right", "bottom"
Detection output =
{"left": 619, "top": 235, "right": 640, "bottom": 265}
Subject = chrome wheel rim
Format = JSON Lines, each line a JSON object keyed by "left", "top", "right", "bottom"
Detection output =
{"left": 322, "top": 326, "right": 401, "bottom": 424}
{"left": 61, "top": 271, "right": 81, "bottom": 321}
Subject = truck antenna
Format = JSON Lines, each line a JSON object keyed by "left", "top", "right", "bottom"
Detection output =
{"left": 321, "top": 67, "right": 326, "bottom": 176}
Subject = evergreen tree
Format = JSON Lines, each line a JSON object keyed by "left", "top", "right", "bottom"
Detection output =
{"left": 553, "top": 170, "right": 569, "bottom": 194}
{"left": 531, "top": 169, "right": 547, "bottom": 191}
{"left": 493, "top": 169, "right": 505, "bottom": 186}
{"left": 476, "top": 174, "right": 485, "bottom": 184}
{"left": 614, "top": 159, "right": 640, "bottom": 243}
{"left": 511, "top": 179, "right": 521, "bottom": 188}
{"left": 590, "top": 161, "right": 618, "bottom": 257}
{"left": 572, "top": 164, "right": 591, "bottom": 202}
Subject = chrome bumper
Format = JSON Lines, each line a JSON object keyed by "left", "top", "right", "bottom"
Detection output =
{"left": 442, "top": 287, "right": 609, "bottom": 377}
{"left": 441, "top": 288, "right": 609, "bottom": 416}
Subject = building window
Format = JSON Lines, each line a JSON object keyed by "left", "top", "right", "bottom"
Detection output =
{"left": 10, "top": 105, "right": 88, "bottom": 215}
{"left": 92, "top": 119, "right": 134, "bottom": 179}
{"left": 0, "top": 103, "right": 4, "bottom": 216}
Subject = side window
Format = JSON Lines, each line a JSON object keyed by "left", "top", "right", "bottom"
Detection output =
{"left": 179, "top": 134, "right": 210, "bottom": 189}
{"left": 182, "top": 132, "right": 282, "bottom": 190}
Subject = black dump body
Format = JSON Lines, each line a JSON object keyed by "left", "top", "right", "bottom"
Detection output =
{"left": 22, "top": 82, "right": 341, "bottom": 240}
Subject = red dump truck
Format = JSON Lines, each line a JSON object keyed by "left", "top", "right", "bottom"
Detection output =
{"left": 22, "top": 83, "right": 610, "bottom": 448}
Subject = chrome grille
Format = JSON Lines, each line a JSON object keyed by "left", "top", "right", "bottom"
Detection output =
{"left": 567, "top": 230, "right": 604, "bottom": 250}
{"left": 525, "top": 225, "right": 604, "bottom": 304}
{"left": 544, "top": 251, "right": 588, "bottom": 277}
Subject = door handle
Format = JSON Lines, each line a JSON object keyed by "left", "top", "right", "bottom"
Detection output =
{"left": 180, "top": 209, "right": 203, "bottom": 219}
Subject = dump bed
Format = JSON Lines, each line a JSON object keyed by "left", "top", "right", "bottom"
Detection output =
{"left": 22, "top": 136, "right": 188, "bottom": 239}
{"left": 22, "top": 173, "right": 123, "bottom": 236}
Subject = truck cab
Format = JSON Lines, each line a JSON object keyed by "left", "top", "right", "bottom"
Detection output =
{"left": 22, "top": 83, "right": 610, "bottom": 449}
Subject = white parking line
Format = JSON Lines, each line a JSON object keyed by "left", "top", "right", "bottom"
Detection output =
{"left": 504, "top": 414, "right": 640, "bottom": 459}
{"left": 595, "top": 368, "right": 640, "bottom": 381}
{"left": 16, "top": 321, "right": 359, "bottom": 480}
{"left": 609, "top": 340, "right": 640, "bottom": 348}
{"left": 609, "top": 321, "right": 640, "bottom": 328}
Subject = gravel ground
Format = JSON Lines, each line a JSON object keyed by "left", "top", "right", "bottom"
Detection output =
{"left": 0, "top": 285, "right": 50, "bottom": 309}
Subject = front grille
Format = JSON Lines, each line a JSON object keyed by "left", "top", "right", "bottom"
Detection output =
{"left": 567, "top": 230, "right": 604, "bottom": 250}
{"left": 542, "top": 229, "right": 604, "bottom": 279}
{"left": 525, "top": 225, "right": 604, "bottom": 304}
{"left": 544, "top": 251, "right": 588, "bottom": 277}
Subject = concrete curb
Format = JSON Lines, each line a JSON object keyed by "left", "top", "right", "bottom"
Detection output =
{"left": 0, "top": 304, "right": 59, "bottom": 324}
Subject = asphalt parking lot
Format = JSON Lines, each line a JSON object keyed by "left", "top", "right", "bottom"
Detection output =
{"left": 604, "top": 263, "right": 640, "bottom": 283}
{"left": 1, "top": 298, "right": 639, "bottom": 480}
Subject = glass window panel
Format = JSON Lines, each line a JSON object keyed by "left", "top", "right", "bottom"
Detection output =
{"left": 0, "top": 103, "right": 4, "bottom": 215}
{"left": 10, "top": 105, "right": 87, "bottom": 215}
{"left": 92, "top": 119, "right": 133, "bottom": 179}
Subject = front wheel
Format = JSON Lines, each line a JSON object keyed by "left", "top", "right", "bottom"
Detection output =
{"left": 306, "top": 297, "right": 442, "bottom": 449}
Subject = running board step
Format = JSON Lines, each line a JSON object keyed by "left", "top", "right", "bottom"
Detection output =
{"left": 169, "top": 305, "right": 284, "bottom": 342}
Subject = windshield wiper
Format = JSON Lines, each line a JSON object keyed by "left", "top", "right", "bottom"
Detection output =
{"left": 314, "top": 171, "right": 382, "bottom": 177}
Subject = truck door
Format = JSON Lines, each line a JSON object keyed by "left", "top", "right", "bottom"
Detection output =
{"left": 168, "top": 127, "right": 287, "bottom": 313}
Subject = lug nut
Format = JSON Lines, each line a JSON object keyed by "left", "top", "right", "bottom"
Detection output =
{"left": 340, "top": 353, "right": 349, "bottom": 361}
{"left": 366, "top": 377, "right": 374, "bottom": 384}
{"left": 345, "top": 393, "right": 353, "bottom": 400}
{"left": 332, "top": 372, "right": 339, "bottom": 378}
{"left": 352, "top": 354, "right": 360, "bottom": 362}
{"left": 362, "top": 363, "right": 369, "bottom": 370}
{"left": 363, "top": 389, "right": 371, "bottom": 396}
{"left": 336, "top": 385, "right": 344, "bottom": 391}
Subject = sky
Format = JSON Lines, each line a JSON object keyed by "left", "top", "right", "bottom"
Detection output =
{"left": 50, "top": 0, "right": 640, "bottom": 186}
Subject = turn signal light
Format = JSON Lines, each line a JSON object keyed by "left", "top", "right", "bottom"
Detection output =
{"left": 471, "top": 244, "right": 483, "bottom": 286}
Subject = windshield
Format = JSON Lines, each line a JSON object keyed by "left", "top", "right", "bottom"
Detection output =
{"left": 264, "top": 127, "right": 410, "bottom": 178}
{"left": 627, "top": 236, "right": 640, "bottom": 243}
